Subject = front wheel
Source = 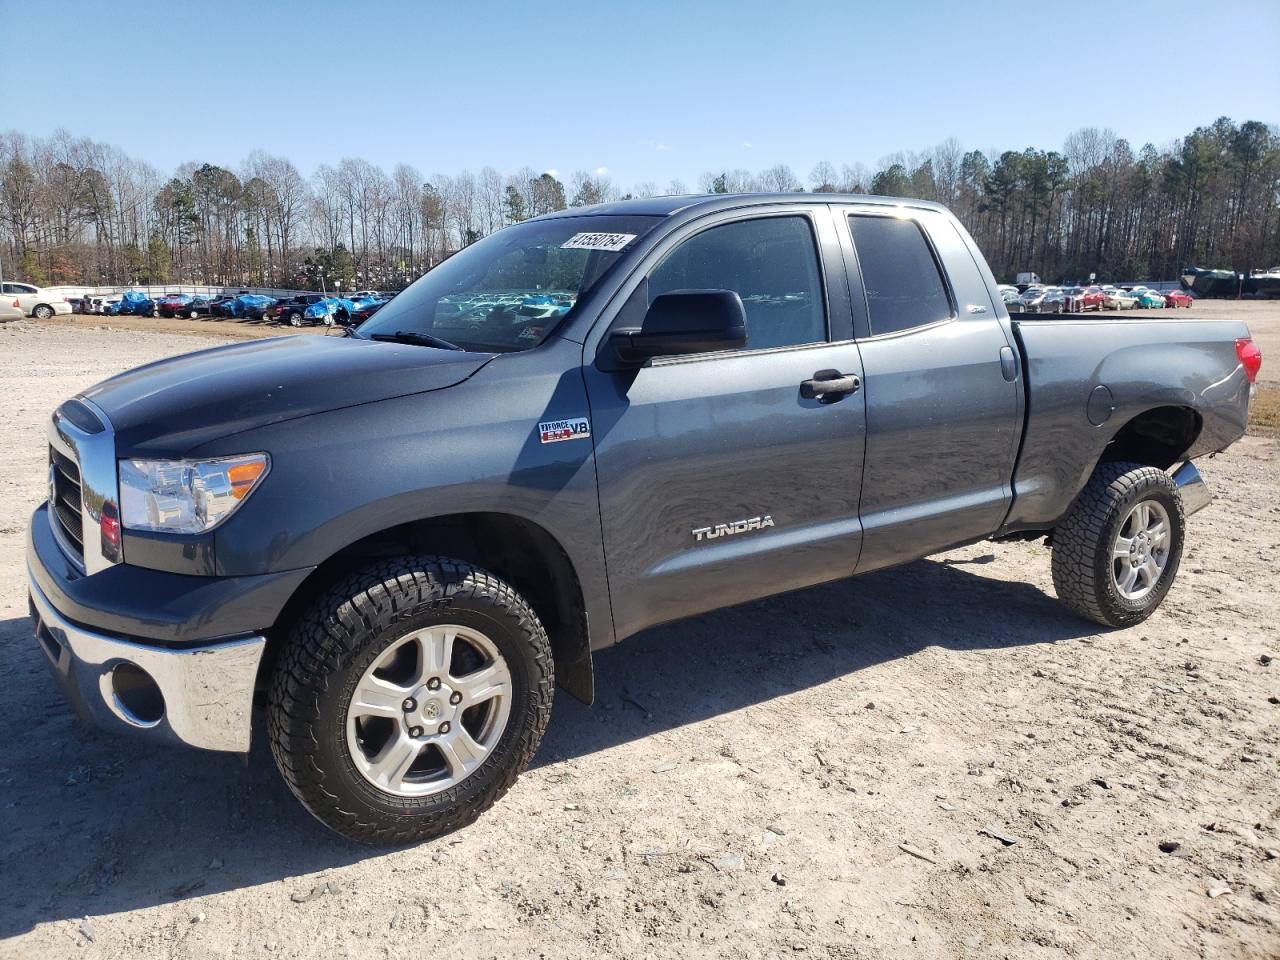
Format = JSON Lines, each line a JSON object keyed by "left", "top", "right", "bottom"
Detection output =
{"left": 268, "top": 557, "right": 554, "bottom": 845}
{"left": 1051, "top": 461, "right": 1185, "bottom": 627}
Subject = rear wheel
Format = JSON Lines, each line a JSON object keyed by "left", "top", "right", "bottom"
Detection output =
{"left": 1051, "top": 461, "right": 1185, "bottom": 627}
{"left": 33, "top": 304, "right": 53, "bottom": 320}
{"left": 288, "top": 311, "right": 303, "bottom": 327}
{"left": 268, "top": 557, "right": 554, "bottom": 845}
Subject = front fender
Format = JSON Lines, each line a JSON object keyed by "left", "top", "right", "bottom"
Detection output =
{"left": 194, "top": 339, "right": 615, "bottom": 646}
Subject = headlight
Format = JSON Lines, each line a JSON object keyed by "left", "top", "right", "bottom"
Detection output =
{"left": 119, "top": 454, "right": 269, "bottom": 534}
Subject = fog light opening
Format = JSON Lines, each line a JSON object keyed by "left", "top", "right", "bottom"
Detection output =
{"left": 109, "top": 662, "right": 165, "bottom": 727}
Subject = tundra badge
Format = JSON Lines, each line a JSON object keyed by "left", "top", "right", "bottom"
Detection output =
{"left": 692, "top": 515, "right": 776, "bottom": 542}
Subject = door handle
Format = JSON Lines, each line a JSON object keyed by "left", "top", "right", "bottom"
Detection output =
{"left": 999, "top": 345, "right": 1018, "bottom": 382}
{"left": 800, "top": 370, "right": 861, "bottom": 399}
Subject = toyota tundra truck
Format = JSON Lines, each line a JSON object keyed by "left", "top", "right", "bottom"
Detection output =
{"left": 27, "top": 194, "right": 1263, "bottom": 844}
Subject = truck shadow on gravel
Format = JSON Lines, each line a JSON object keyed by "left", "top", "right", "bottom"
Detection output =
{"left": 0, "top": 554, "right": 1094, "bottom": 937}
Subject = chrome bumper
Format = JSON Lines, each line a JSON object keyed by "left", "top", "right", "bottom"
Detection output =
{"left": 1172, "top": 461, "right": 1212, "bottom": 517}
{"left": 28, "top": 576, "right": 265, "bottom": 752}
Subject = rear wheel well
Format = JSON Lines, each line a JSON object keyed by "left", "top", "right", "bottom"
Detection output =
{"left": 261, "top": 512, "right": 593, "bottom": 704}
{"left": 1101, "top": 406, "right": 1201, "bottom": 470}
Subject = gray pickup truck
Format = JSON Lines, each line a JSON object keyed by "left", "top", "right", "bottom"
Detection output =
{"left": 27, "top": 194, "right": 1262, "bottom": 844}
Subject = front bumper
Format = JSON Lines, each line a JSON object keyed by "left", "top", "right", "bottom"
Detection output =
{"left": 29, "top": 577, "right": 265, "bottom": 752}
{"left": 27, "top": 503, "right": 312, "bottom": 752}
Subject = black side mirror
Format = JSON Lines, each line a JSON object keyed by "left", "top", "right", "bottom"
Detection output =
{"left": 609, "top": 289, "right": 747, "bottom": 366}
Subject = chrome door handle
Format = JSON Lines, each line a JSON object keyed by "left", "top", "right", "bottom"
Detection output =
{"left": 800, "top": 370, "right": 861, "bottom": 399}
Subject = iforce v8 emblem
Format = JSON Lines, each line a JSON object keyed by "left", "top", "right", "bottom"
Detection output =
{"left": 538, "top": 417, "right": 591, "bottom": 444}
{"left": 692, "top": 515, "right": 775, "bottom": 542}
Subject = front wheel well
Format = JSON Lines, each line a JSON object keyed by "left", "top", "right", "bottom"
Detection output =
{"left": 1101, "top": 405, "right": 1202, "bottom": 470}
{"left": 261, "top": 512, "right": 593, "bottom": 704}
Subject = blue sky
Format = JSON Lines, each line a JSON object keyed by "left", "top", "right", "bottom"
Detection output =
{"left": 6, "top": 0, "right": 1278, "bottom": 184}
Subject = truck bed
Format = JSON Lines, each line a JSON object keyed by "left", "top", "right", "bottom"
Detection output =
{"left": 1001, "top": 313, "right": 1253, "bottom": 533}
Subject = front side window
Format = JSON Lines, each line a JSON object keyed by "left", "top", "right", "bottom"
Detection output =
{"left": 648, "top": 215, "right": 826, "bottom": 352}
{"left": 357, "top": 214, "right": 661, "bottom": 352}
{"left": 849, "top": 215, "right": 952, "bottom": 336}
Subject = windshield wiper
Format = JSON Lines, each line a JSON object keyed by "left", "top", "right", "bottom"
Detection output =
{"left": 368, "top": 330, "right": 464, "bottom": 351}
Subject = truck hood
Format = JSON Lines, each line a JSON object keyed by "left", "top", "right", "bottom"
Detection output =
{"left": 82, "top": 334, "right": 495, "bottom": 455}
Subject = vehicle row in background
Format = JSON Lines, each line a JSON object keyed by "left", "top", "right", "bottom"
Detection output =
{"left": 1002, "top": 282, "right": 1194, "bottom": 314}
{"left": 60, "top": 289, "right": 393, "bottom": 327}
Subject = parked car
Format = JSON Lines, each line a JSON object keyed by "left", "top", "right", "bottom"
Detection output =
{"left": 1, "top": 281, "right": 73, "bottom": 319}
{"left": 347, "top": 289, "right": 383, "bottom": 301}
{"left": 303, "top": 296, "right": 358, "bottom": 325}
{"left": 1020, "top": 286, "right": 1061, "bottom": 313}
{"left": 1164, "top": 290, "right": 1194, "bottom": 308}
{"left": 1103, "top": 288, "right": 1140, "bottom": 310}
{"left": 347, "top": 297, "right": 390, "bottom": 325}
{"left": 268, "top": 294, "right": 327, "bottom": 327}
{"left": 1078, "top": 286, "right": 1106, "bottom": 311}
{"left": 1134, "top": 289, "right": 1167, "bottom": 309}
{"left": 0, "top": 297, "right": 24, "bottom": 323}
{"left": 26, "top": 193, "right": 1262, "bottom": 845}
{"left": 155, "top": 294, "right": 196, "bottom": 318}
{"left": 997, "top": 284, "right": 1021, "bottom": 304}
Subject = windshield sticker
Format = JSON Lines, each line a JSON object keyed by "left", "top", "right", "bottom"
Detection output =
{"left": 538, "top": 417, "right": 591, "bottom": 444}
{"left": 560, "top": 232, "right": 636, "bottom": 252}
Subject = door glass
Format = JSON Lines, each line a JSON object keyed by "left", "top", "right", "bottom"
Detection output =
{"left": 849, "top": 215, "right": 952, "bottom": 335}
{"left": 648, "top": 215, "right": 826, "bottom": 351}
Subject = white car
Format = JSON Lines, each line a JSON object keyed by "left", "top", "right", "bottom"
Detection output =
{"left": 1103, "top": 288, "right": 1140, "bottom": 310}
{"left": 1, "top": 282, "right": 73, "bottom": 319}
{"left": 0, "top": 296, "right": 24, "bottom": 323}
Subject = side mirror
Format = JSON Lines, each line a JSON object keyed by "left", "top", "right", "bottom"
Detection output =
{"left": 609, "top": 289, "right": 747, "bottom": 366}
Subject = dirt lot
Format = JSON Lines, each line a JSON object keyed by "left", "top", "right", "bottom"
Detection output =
{"left": 0, "top": 312, "right": 1277, "bottom": 960}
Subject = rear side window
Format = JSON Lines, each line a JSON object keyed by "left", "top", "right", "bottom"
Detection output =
{"left": 648, "top": 215, "right": 826, "bottom": 351}
{"left": 849, "top": 215, "right": 952, "bottom": 336}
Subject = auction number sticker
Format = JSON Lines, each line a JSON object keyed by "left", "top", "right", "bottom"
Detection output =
{"left": 538, "top": 417, "right": 591, "bottom": 444}
{"left": 560, "top": 232, "right": 636, "bottom": 252}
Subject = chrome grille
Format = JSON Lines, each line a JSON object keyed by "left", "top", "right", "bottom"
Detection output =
{"left": 49, "top": 444, "right": 85, "bottom": 561}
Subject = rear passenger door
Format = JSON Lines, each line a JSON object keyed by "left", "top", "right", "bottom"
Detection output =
{"left": 837, "top": 207, "right": 1022, "bottom": 572}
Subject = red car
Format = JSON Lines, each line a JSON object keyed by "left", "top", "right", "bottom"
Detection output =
{"left": 1079, "top": 286, "right": 1106, "bottom": 311}
{"left": 1164, "top": 290, "right": 1193, "bottom": 308}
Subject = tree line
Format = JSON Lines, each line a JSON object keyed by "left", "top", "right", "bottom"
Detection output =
{"left": 1, "top": 117, "right": 1276, "bottom": 291}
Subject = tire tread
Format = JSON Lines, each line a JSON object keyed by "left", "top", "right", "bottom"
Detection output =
{"left": 267, "top": 556, "right": 553, "bottom": 846}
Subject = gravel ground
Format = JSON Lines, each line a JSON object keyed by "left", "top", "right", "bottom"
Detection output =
{"left": 0, "top": 320, "right": 1276, "bottom": 960}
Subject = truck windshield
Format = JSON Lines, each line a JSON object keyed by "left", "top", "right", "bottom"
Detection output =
{"left": 355, "top": 215, "right": 662, "bottom": 352}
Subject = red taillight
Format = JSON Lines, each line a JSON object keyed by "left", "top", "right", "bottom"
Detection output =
{"left": 1236, "top": 337, "right": 1262, "bottom": 384}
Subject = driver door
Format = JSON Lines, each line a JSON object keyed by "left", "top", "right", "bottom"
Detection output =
{"left": 583, "top": 207, "right": 867, "bottom": 642}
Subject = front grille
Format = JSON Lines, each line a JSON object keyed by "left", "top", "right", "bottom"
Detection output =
{"left": 49, "top": 444, "right": 85, "bottom": 562}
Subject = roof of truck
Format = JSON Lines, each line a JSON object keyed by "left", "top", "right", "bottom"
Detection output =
{"left": 533, "top": 193, "right": 950, "bottom": 220}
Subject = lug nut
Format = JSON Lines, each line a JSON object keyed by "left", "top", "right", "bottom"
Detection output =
{"left": 402, "top": 698, "right": 416, "bottom": 711}
{"left": 409, "top": 726, "right": 424, "bottom": 738}
{"left": 438, "top": 722, "right": 451, "bottom": 735}
{"left": 427, "top": 677, "right": 442, "bottom": 691}
{"left": 449, "top": 692, "right": 462, "bottom": 705}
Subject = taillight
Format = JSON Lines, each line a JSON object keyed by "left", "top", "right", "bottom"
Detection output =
{"left": 1236, "top": 337, "right": 1262, "bottom": 384}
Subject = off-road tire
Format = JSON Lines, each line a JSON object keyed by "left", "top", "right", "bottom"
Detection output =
{"left": 268, "top": 557, "right": 554, "bottom": 845}
{"left": 1051, "top": 461, "right": 1185, "bottom": 627}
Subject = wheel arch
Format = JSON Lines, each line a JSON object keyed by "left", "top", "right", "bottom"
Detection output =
{"left": 261, "top": 510, "right": 593, "bottom": 705}
{"left": 1099, "top": 404, "right": 1203, "bottom": 471}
